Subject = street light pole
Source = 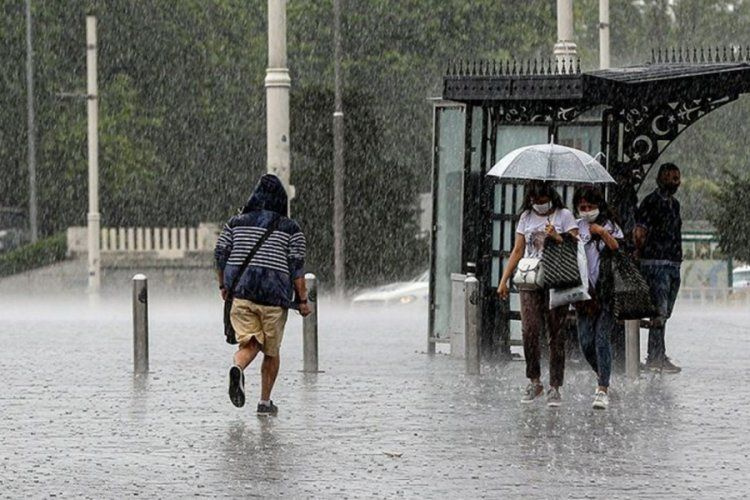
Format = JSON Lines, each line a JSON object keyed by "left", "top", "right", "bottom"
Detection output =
{"left": 554, "top": 0, "right": 577, "bottom": 71}
{"left": 25, "top": 0, "right": 38, "bottom": 243}
{"left": 265, "top": 0, "right": 293, "bottom": 201}
{"left": 599, "top": 0, "right": 610, "bottom": 69}
{"left": 86, "top": 16, "right": 101, "bottom": 294}
{"left": 333, "top": 0, "right": 346, "bottom": 299}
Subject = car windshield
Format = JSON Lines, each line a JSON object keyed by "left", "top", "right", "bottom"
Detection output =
{"left": 413, "top": 270, "right": 429, "bottom": 283}
{"left": 733, "top": 270, "right": 750, "bottom": 282}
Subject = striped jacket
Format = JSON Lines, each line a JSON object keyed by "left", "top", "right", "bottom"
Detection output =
{"left": 214, "top": 175, "right": 306, "bottom": 308}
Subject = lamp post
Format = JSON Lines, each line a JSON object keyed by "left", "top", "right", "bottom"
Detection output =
{"left": 333, "top": 0, "right": 345, "bottom": 299}
{"left": 86, "top": 16, "right": 100, "bottom": 294}
{"left": 600, "top": 0, "right": 610, "bottom": 69}
{"left": 554, "top": 0, "right": 577, "bottom": 71}
{"left": 25, "top": 0, "right": 38, "bottom": 243}
{"left": 265, "top": 0, "right": 293, "bottom": 201}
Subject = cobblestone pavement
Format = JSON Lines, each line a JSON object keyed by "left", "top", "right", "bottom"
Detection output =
{"left": 1, "top": 294, "right": 749, "bottom": 498}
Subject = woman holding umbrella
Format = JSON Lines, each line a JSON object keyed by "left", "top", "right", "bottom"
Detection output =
{"left": 497, "top": 180, "right": 578, "bottom": 407}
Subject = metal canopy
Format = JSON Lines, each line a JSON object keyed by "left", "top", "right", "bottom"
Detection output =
{"left": 585, "top": 62, "right": 750, "bottom": 106}
{"left": 443, "top": 59, "right": 585, "bottom": 103}
{"left": 442, "top": 47, "right": 750, "bottom": 194}
{"left": 444, "top": 49, "right": 750, "bottom": 107}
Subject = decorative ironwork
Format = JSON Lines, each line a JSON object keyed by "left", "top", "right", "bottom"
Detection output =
{"left": 446, "top": 57, "right": 581, "bottom": 77}
{"left": 490, "top": 103, "right": 588, "bottom": 124}
{"left": 650, "top": 46, "right": 750, "bottom": 64}
{"left": 607, "top": 94, "right": 738, "bottom": 190}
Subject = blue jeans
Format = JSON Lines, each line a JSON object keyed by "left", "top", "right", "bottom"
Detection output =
{"left": 576, "top": 304, "right": 615, "bottom": 388}
{"left": 641, "top": 264, "right": 681, "bottom": 363}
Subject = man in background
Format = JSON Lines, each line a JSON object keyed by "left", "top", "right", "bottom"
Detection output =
{"left": 634, "top": 163, "right": 683, "bottom": 373}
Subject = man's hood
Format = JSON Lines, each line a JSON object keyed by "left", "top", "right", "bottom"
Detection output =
{"left": 242, "top": 174, "right": 288, "bottom": 217}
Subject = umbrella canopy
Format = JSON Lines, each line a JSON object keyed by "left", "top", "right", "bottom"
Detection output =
{"left": 487, "top": 143, "right": 615, "bottom": 184}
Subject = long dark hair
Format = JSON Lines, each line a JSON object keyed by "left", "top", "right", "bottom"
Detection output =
{"left": 572, "top": 185, "right": 618, "bottom": 226}
{"left": 520, "top": 180, "right": 565, "bottom": 213}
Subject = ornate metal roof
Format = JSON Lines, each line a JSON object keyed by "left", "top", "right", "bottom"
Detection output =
{"left": 443, "top": 47, "right": 750, "bottom": 106}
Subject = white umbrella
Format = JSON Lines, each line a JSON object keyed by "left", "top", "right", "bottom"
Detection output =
{"left": 487, "top": 142, "right": 615, "bottom": 184}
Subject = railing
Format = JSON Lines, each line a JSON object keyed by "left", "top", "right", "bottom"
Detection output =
{"left": 679, "top": 287, "right": 750, "bottom": 306}
{"left": 67, "top": 223, "right": 219, "bottom": 256}
{"left": 101, "top": 227, "right": 200, "bottom": 252}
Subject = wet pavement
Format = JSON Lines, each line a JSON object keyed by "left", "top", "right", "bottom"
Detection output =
{"left": 1, "top": 295, "right": 749, "bottom": 498}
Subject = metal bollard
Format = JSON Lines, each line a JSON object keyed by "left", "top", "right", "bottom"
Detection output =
{"left": 464, "top": 276, "right": 480, "bottom": 375}
{"left": 302, "top": 273, "right": 319, "bottom": 373}
{"left": 133, "top": 274, "right": 149, "bottom": 375}
{"left": 625, "top": 319, "right": 640, "bottom": 380}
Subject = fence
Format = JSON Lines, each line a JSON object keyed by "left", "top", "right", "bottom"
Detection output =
{"left": 679, "top": 287, "right": 750, "bottom": 306}
{"left": 67, "top": 223, "right": 219, "bottom": 256}
{"left": 101, "top": 227, "right": 200, "bottom": 252}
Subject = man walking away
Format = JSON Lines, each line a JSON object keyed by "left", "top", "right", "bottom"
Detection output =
{"left": 215, "top": 174, "right": 311, "bottom": 415}
{"left": 634, "top": 163, "right": 682, "bottom": 373}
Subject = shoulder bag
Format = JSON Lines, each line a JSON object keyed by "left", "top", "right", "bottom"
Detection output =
{"left": 513, "top": 257, "right": 545, "bottom": 290}
{"left": 599, "top": 249, "right": 657, "bottom": 320}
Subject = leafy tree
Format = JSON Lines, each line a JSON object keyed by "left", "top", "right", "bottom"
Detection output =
{"left": 710, "top": 172, "right": 750, "bottom": 262}
{"left": 291, "top": 85, "right": 427, "bottom": 287}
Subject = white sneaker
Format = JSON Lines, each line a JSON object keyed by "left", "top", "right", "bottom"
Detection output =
{"left": 546, "top": 387, "right": 562, "bottom": 407}
{"left": 592, "top": 390, "right": 609, "bottom": 410}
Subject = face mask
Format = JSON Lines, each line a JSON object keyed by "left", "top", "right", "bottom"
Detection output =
{"left": 663, "top": 184, "right": 678, "bottom": 195}
{"left": 532, "top": 202, "right": 552, "bottom": 214}
{"left": 580, "top": 209, "right": 600, "bottom": 223}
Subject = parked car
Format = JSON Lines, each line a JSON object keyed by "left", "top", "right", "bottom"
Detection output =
{"left": 732, "top": 266, "right": 750, "bottom": 289}
{"left": 0, "top": 208, "right": 28, "bottom": 254}
{"left": 351, "top": 270, "right": 429, "bottom": 306}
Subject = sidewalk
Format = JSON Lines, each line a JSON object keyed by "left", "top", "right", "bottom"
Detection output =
{"left": 1, "top": 296, "right": 748, "bottom": 498}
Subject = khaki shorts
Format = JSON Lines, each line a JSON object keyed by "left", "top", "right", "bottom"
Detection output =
{"left": 230, "top": 299, "right": 288, "bottom": 357}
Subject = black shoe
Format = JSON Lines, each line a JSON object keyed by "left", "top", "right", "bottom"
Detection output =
{"left": 228, "top": 365, "right": 245, "bottom": 408}
{"left": 661, "top": 357, "right": 682, "bottom": 374}
{"left": 257, "top": 401, "right": 278, "bottom": 416}
{"left": 646, "top": 357, "right": 682, "bottom": 374}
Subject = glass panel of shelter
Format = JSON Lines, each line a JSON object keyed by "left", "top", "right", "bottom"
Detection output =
{"left": 431, "top": 104, "right": 466, "bottom": 341}
{"left": 489, "top": 122, "right": 602, "bottom": 350}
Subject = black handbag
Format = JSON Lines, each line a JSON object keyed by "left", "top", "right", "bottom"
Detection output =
{"left": 542, "top": 233, "right": 582, "bottom": 289}
{"left": 600, "top": 250, "right": 657, "bottom": 320}
{"left": 223, "top": 215, "right": 282, "bottom": 344}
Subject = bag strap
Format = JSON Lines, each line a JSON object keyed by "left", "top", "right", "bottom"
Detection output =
{"left": 227, "top": 215, "right": 283, "bottom": 296}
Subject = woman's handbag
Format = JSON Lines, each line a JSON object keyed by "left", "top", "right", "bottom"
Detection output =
{"left": 599, "top": 250, "right": 657, "bottom": 320}
{"left": 223, "top": 215, "right": 282, "bottom": 344}
{"left": 513, "top": 257, "right": 545, "bottom": 290}
{"left": 542, "top": 233, "right": 582, "bottom": 290}
{"left": 549, "top": 240, "right": 591, "bottom": 308}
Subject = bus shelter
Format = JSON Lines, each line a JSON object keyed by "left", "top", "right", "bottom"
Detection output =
{"left": 429, "top": 48, "right": 750, "bottom": 359}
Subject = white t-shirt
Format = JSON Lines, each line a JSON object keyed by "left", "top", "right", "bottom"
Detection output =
{"left": 577, "top": 218, "right": 624, "bottom": 286}
{"left": 515, "top": 208, "right": 577, "bottom": 259}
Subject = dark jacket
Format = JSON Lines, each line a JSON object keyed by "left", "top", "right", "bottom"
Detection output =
{"left": 214, "top": 174, "right": 306, "bottom": 308}
{"left": 635, "top": 189, "right": 682, "bottom": 264}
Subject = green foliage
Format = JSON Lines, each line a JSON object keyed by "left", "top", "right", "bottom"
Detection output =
{"left": 710, "top": 172, "right": 750, "bottom": 263}
{"left": 0, "top": 233, "right": 67, "bottom": 278}
{"left": 2, "top": 0, "right": 750, "bottom": 286}
{"left": 291, "top": 85, "right": 428, "bottom": 287}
